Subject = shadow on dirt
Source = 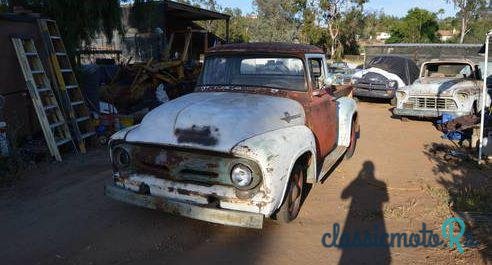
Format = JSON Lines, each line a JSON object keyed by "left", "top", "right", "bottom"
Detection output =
{"left": 337, "top": 161, "right": 391, "bottom": 265}
{"left": 423, "top": 142, "right": 491, "bottom": 263}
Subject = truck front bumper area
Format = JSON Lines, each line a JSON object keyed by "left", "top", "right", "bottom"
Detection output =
{"left": 354, "top": 88, "right": 394, "bottom": 99}
{"left": 105, "top": 183, "right": 264, "bottom": 229}
{"left": 393, "top": 108, "right": 469, "bottom": 118}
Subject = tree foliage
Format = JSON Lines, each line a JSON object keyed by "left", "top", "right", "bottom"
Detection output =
{"left": 5, "top": 0, "right": 124, "bottom": 59}
{"left": 7, "top": 0, "right": 489, "bottom": 61}
{"left": 386, "top": 8, "right": 439, "bottom": 43}
{"left": 463, "top": 12, "right": 492, "bottom": 43}
{"left": 252, "top": 0, "right": 302, "bottom": 42}
{"left": 446, "top": 0, "right": 487, "bottom": 43}
{"left": 0, "top": 0, "right": 7, "bottom": 12}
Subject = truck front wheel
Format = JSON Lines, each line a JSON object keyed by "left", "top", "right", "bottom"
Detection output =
{"left": 390, "top": 96, "right": 397, "bottom": 106}
{"left": 345, "top": 118, "right": 358, "bottom": 159}
{"left": 274, "top": 164, "right": 305, "bottom": 223}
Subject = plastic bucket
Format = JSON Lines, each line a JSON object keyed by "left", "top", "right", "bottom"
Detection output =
{"left": 119, "top": 115, "right": 134, "bottom": 128}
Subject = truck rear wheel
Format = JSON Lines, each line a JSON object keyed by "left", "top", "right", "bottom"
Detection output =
{"left": 274, "top": 164, "right": 305, "bottom": 223}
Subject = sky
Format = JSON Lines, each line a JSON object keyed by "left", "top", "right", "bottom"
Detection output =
{"left": 215, "top": 0, "right": 458, "bottom": 18}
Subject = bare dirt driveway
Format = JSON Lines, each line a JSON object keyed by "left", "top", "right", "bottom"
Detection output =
{"left": 0, "top": 101, "right": 489, "bottom": 265}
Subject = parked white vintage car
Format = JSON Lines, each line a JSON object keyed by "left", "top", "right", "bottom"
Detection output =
{"left": 394, "top": 59, "right": 491, "bottom": 118}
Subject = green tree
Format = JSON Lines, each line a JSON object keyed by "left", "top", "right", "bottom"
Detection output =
{"left": 446, "top": 0, "right": 487, "bottom": 43}
{"left": 340, "top": 7, "right": 364, "bottom": 55}
{"left": 319, "top": 0, "right": 346, "bottom": 58}
{"left": 319, "top": 0, "right": 368, "bottom": 58}
{"left": 214, "top": 8, "right": 255, "bottom": 43}
{"left": 300, "top": 3, "right": 332, "bottom": 51}
{"left": 386, "top": 8, "right": 439, "bottom": 43}
{"left": 463, "top": 13, "right": 492, "bottom": 43}
{"left": 252, "top": 0, "right": 305, "bottom": 42}
{"left": 5, "top": 0, "right": 124, "bottom": 60}
{"left": 0, "top": 0, "right": 7, "bottom": 12}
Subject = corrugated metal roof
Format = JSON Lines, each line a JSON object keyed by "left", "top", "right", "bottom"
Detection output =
{"left": 165, "top": 0, "right": 230, "bottom": 21}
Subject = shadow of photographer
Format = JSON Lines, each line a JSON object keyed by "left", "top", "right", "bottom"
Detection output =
{"left": 338, "top": 161, "right": 391, "bottom": 265}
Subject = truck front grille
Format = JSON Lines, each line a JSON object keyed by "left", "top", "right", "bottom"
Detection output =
{"left": 356, "top": 83, "right": 387, "bottom": 90}
{"left": 408, "top": 97, "right": 457, "bottom": 110}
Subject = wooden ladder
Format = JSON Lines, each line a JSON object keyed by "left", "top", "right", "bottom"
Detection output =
{"left": 38, "top": 19, "right": 95, "bottom": 153}
{"left": 11, "top": 38, "right": 74, "bottom": 162}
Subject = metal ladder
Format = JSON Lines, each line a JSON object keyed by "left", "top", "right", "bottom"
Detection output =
{"left": 38, "top": 19, "right": 95, "bottom": 153}
{"left": 11, "top": 38, "right": 74, "bottom": 162}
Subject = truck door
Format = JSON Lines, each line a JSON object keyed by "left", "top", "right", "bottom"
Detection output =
{"left": 305, "top": 55, "right": 338, "bottom": 159}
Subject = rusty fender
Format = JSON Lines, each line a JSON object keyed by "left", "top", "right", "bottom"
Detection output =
{"left": 232, "top": 125, "right": 317, "bottom": 215}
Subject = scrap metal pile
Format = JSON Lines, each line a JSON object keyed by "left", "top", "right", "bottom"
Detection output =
{"left": 101, "top": 58, "right": 202, "bottom": 114}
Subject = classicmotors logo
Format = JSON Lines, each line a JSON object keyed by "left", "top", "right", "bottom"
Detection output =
{"left": 321, "top": 217, "right": 478, "bottom": 253}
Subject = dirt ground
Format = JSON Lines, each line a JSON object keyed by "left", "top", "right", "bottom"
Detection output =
{"left": 0, "top": 101, "right": 490, "bottom": 265}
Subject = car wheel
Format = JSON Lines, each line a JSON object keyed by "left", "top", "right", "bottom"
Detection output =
{"left": 345, "top": 118, "right": 358, "bottom": 159}
{"left": 274, "top": 164, "right": 305, "bottom": 223}
{"left": 471, "top": 102, "right": 478, "bottom": 116}
{"left": 390, "top": 96, "right": 397, "bottom": 106}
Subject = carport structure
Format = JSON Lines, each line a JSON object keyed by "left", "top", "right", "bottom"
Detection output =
{"left": 111, "top": 0, "right": 231, "bottom": 63}
{"left": 163, "top": 0, "right": 231, "bottom": 42}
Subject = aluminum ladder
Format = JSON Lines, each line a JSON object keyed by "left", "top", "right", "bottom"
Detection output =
{"left": 38, "top": 18, "right": 95, "bottom": 153}
{"left": 11, "top": 38, "right": 74, "bottom": 161}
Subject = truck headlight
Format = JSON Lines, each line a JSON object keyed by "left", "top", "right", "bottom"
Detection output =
{"left": 112, "top": 146, "right": 131, "bottom": 170}
{"left": 396, "top": 91, "right": 406, "bottom": 99}
{"left": 457, "top": 92, "right": 468, "bottom": 101}
{"left": 389, "top": 80, "right": 398, "bottom": 89}
{"left": 231, "top": 164, "right": 253, "bottom": 188}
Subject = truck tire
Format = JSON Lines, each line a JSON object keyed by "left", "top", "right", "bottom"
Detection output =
{"left": 345, "top": 118, "right": 358, "bottom": 159}
{"left": 274, "top": 163, "right": 305, "bottom": 223}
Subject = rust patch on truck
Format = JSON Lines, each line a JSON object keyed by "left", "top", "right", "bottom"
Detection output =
{"left": 175, "top": 125, "right": 219, "bottom": 146}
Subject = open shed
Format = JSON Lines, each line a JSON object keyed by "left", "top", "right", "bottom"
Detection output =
{"left": 81, "top": 0, "right": 231, "bottom": 64}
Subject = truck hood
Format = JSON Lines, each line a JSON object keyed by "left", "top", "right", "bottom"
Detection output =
{"left": 124, "top": 92, "right": 306, "bottom": 153}
{"left": 400, "top": 77, "right": 477, "bottom": 96}
{"left": 352, "top": 67, "right": 406, "bottom": 88}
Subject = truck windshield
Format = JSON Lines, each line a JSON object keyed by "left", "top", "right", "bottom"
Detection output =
{"left": 198, "top": 56, "right": 307, "bottom": 91}
{"left": 423, "top": 63, "right": 473, "bottom": 78}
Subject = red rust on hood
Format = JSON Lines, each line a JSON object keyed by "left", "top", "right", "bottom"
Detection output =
{"left": 196, "top": 86, "right": 311, "bottom": 107}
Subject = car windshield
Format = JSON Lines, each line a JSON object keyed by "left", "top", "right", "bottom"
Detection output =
{"left": 198, "top": 56, "right": 307, "bottom": 91}
{"left": 331, "top": 62, "right": 347, "bottom": 68}
{"left": 423, "top": 63, "right": 473, "bottom": 78}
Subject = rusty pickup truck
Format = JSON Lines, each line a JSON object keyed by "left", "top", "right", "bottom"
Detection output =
{"left": 105, "top": 43, "right": 359, "bottom": 229}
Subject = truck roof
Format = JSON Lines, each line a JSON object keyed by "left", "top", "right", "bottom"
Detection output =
{"left": 424, "top": 59, "right": 476, "bottom": 65}
{"left": 206, "top": 42, "right": 324, "bottom": 56}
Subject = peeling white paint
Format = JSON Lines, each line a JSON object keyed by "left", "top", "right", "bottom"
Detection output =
{"left": 123, "top": 92, "right": 306, "bottom": 153}
{"left": 337, "top": 97, "right": 358, "bottom": 147}
{"left": 232, "top": 125, "right": 317, "bottom": 213}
